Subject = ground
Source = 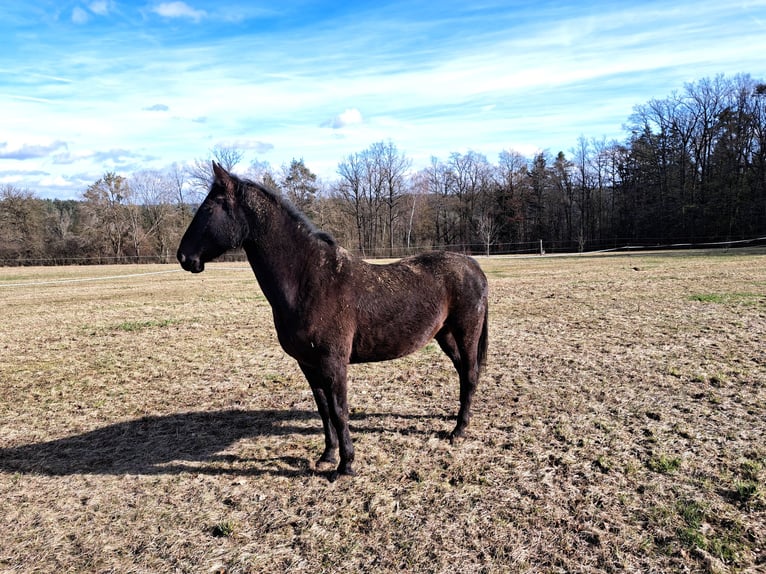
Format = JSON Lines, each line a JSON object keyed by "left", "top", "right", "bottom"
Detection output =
{"left": 0, "top": 250, "right": 764, "bottom": 573}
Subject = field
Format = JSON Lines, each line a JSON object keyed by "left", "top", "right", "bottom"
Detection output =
{"left": 0, "top": 251, "right": 764, "bottom": 573}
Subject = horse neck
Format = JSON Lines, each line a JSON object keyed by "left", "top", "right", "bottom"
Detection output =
{"left": 241, "top": 194, "right": 325, "bottom": 310}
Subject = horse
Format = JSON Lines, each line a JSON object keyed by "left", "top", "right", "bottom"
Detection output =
{"left": 177, "top": 162, "right": 489, "bottom": 478}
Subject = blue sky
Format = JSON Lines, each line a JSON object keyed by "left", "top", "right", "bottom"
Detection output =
{"left": 2, "top": 1, "right": 765, "bottom": 199}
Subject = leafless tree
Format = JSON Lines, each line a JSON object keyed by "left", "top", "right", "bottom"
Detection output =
{"left": 187, "top": 145, "right": 246, "bottom": 198}
{"left": 475, "top": 213, "right": 500, "bottom": 256}
{"left": 129, "top": 170, "right": 179, "bottom": 262}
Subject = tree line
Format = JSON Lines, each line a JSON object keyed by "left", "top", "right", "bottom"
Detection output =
{"left": 2, "top": 73, "right": 765, "bottom": 265}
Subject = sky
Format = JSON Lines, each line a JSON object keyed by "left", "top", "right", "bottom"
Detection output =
{"left": 1, "top": 1, "right": 765, "bottom": 200}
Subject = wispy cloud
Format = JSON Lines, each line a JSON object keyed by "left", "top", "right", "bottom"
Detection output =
{"left": 0, "top": 141, "right": 68, "bottom": 160}
{"left": 72, "top": 0, "right": 112, "bottom": 24}
{"left": 151, "top": 2, "right": 207, "bottom": 22}
{"left": 214, "top": 139, "right": 275, "bottom": 154}
{"left": 71, "top": 7, "right": 90, "bottom": 25}
{"left": 89, "top": 149, "right": 150, "bottom": 165}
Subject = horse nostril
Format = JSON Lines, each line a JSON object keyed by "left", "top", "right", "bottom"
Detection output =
{"left": 178, "top": 252, "right": 203, "bottom": 273}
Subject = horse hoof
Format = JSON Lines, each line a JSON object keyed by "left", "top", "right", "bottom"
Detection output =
{"left": 449, "top": 432, "right": 465, "bottom": 445}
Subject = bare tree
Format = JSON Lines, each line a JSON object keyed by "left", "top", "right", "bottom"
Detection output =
{"left": 496, "top": 149, "right": 530, "bottom": 242}
{"left": 379, "top": 142, "right": 411, "bottom": 255}
{"left": 447, "top": 151, "right": 494, "bottom": 248}
{"left": 336, "top": 152, "right": 368, "bottom": 254}
{"left": 168, "top": 162, "right": 188, "bottom": 206}
{"left": 475, "top": 213, "right": 500, "bottom": 256}
{"left": 421, "top": 157, "right": 458, "bottom": 246}
{"left": 571, "top": 136, "right": 592, "bottom": 249}
{"left": 129, "top": 170, "right": 179, "bottom": 262}
{"left": 246, "top": 159, "right": 278, "bottom": 189}
{"left": 211, "top": 144, "right": 245, "bottom": 171}
{"left": 187, "top": 145, "right": 246, "bottom": 198}
{"left": 334, "top": 141, "right": 412, "bottom": 256}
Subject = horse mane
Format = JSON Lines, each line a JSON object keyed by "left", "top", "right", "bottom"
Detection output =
{"left": 233, "top": 173, "right": 336, "bottom": 247}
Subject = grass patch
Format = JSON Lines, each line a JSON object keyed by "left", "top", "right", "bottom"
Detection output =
{"left": 689, "top": 293, "right": 728, "bottom": 303}
{"left": 211, "top": 520, "right": 236, "bottom": 538}
{"left": 675, "top": 499, "right": 746, "bottom": 565}
{"left": 114, "top": 318, "right": 179, "bottom": 332}
{"left": 648, "top": 453, "right": 682, "bottom": 474}
{"left": 732, "top": 480, "right": 759, "bottom": 501}
{"left": 740, "top": 457, "right": 763, "bottom": 481}
{"left": 689, "top": 291, "right": 763, "bottom": 306}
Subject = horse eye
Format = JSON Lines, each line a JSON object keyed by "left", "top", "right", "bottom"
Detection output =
{"left": 212, "top": 195, "right": 233, "bottom": 212}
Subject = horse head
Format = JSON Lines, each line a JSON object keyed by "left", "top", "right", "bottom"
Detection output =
{"left": 177, "top": 162, "right": 249, "bottom": 273}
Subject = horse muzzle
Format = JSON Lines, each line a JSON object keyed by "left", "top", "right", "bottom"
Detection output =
{"left": 177, "top": 252, "right": 205, "bottom": 273}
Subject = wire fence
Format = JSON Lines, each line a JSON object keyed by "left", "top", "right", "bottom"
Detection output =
{"left": 277, "top": 236, "right": 766, "bottom": 259}
{"left": 1, "top": 236, "right": 765, "bottom": 267}
{"left": 0, "top": 268, "right": 186, "bottom": 288}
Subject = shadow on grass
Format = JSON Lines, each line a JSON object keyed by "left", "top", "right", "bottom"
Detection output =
{"left": 0, "top": 408, "right": 443, "bottom": 478}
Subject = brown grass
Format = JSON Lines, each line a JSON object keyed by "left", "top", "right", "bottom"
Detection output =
{"left": 1, "top": 251, "right": 764, "bottom": 573}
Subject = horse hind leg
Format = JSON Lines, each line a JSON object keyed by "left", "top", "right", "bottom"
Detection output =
{"left": 437, "top": 327, "right": 477, "bottom": 442}
{"left": 436, "top": 327, "right": 461, "bottom": 371}
{"left": 439, "top": 317, "right": 485, "bottom": 442}
{"left": 452, "top": 357, "right": 479, "bottom": 441}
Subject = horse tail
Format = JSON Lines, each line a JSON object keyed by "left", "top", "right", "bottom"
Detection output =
{"left": 477, "top": 302, "right": 489, "bottom": 371}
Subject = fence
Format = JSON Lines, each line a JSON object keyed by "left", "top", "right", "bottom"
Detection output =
{"left": 2, "top": 236, "right": 765, "bottom": 266}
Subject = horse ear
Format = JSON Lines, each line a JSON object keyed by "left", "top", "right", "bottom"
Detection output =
{"left": 212, "top": 162, "right": 236, "bottom": 196}
{"left": 212, "top": 161, "right": 227, "bottom": 180}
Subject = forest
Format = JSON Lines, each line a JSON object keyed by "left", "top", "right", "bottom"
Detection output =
{"left": 1, "top": 73, "right": 765, "bottom": 265}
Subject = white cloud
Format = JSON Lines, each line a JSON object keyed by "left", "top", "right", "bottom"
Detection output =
{"left": 72, "top": 7, "right": 89, "bottom": 24}
{"left": 218, "top": 139, "right": 275, "bottom": 154}
{"left": 89, "top": 1, "right": 111, "bottom": 16}
{"left": 322, "top": 108, "right": 363, "bottom": 129}
{"left": 38, "top": 174, "right": 76, "bottom": 188}
{"left": 71, "top": 1, "right": 111, "bottom": 23}
{"left": 152, "top": 2, "right": 206, "bottom": 22}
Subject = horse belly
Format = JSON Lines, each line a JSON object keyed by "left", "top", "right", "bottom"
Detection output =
{"left": 349, "top": 312, "right": 444, "bottom": 364}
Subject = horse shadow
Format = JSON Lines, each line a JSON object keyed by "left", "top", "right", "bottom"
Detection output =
{"left": 0, "top": 408, "right": 443, "bottom": 478}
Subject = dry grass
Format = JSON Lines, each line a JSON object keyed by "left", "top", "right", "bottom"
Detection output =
{"left": 0, "top": 251, "right": 764, "bottom": 573}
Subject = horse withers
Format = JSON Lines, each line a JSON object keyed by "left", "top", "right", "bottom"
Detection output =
{"left": 177, "top": 162, "right": 489, "bottom": 478}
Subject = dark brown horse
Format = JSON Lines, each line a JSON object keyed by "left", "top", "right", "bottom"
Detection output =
{"left": 177, "top": 162, "right": 489, "bottom": 478}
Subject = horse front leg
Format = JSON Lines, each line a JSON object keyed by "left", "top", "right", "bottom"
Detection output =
{"left": 300, "top": 364, "right": 338, "bottom": 469}
{"left": 301, "top": 360, "right": 355, "bottom": 478}
{"left": 325, "top": 360, "right": 356, "bottom": 478}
